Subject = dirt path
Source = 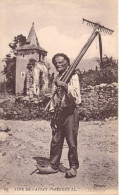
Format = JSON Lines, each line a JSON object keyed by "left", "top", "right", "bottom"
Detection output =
{"left": 0, "top": 119, "right": 118, "bottom": 194}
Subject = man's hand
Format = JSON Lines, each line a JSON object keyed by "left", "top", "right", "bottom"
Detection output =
{"left": 54, "top": 80, "right": 68, "bottom": 99}
{"left": 55, "top": 80, "right": 68, "bottom": 91}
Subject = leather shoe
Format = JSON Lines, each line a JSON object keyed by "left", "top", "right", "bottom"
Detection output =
{"left": 36, "top": 165, "right": 58, "bottom": 174}
{"left": 65, "top": 168, "right": 77, "bottom": 178}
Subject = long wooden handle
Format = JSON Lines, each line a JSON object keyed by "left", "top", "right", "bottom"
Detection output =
{"left": 62, "top": 30, "right": 99, "bottom": 83}
{"left": 44, "top": 92, "right": 56, "bottom": 111}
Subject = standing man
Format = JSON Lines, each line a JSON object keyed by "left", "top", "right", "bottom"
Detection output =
{"left": 38, "top": 53, "right": 81, "bottom": 178}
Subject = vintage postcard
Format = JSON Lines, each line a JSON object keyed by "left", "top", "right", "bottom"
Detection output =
{"left": 0, "top": 0, "right": 118, "bottom": 195}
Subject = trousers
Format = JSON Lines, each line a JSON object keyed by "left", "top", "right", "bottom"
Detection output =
{"left": 50, "top": 108, "right": 79, "bottom": 170}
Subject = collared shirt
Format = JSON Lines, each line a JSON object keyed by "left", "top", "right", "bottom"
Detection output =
{"left": 49, "top": 73, "right": 81, "bottom": 112}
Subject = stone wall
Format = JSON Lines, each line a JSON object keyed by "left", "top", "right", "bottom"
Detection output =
{"left": 0, "top": 82, "right": 118, "bottom": 121}
{"left": 79, "top": 82, "right": 118, "bottom": 120}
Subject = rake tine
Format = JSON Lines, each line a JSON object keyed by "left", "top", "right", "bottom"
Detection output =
{"left": 104, "top": 29, "right": 107, "bottom": 33}
{"left": 83, "top": 18, "right": 114, "bottom": 35}
{"left": 106, "top": 29, "right": 109, "bottom": 33}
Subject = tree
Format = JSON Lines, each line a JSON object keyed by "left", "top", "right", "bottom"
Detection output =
{"left": 79, "top": 56, "right": 118, "bottom": 88}
{"left": 2, "top": 34, "right": 26, "bottom": 94}
{"left": 96, "top": 55, "right": 117, "bottom": 69}
{"left": 2, "top": 54, "right": 16, "bottom": 93}
{"left": 9, "top": 34, "right": 26, "bottom": 55}
{"left": 97, "top": 56, "right": 118, "bottom": 83}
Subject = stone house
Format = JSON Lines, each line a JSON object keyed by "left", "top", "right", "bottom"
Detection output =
{"left": 15, "top": 23, "right": 48, "bottom": 96}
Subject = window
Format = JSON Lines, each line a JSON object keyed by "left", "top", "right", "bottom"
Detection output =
{"left": 21, "top": 72, "right": 25, "bottom": 78}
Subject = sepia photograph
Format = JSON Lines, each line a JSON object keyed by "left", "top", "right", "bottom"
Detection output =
{"left": 0, "top": 0, "right": 118, "bottom": 195}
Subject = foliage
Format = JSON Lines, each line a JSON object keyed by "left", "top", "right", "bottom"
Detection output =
{"left": 2, "top": 34, "right": 26, "bottom": 94}
{"left": 79, "top": 56, "right": 118, "bottom": 88}
{"left": 97, "top": 56, "right": 117, "bottom": 69}
{"left": 0, "top": 82, "right": 5, "bottom": 94}
{"left": 9, "top": 34, "right": 26, "bottom": 54}
{"left": 2, "top": 55, "right": 16, "bottom": 93}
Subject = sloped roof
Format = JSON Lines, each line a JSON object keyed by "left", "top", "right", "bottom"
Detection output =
{"left": 17, "top": 23, "right": 47, "bottom": 53}
{"left": 26, "top": 22, "right": 40, "bottom": 46}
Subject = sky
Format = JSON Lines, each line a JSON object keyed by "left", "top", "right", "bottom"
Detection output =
{"left": 0, "top": 0, "right": 118, "bottom": 60}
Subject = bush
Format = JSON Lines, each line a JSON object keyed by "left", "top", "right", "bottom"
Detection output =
{"left": 79, "top": 56, "right": 118, "bottom": 88}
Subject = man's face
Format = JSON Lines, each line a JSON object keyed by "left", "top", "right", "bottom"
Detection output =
{"left": 54, "top": 56, "right": 68, "bottom": 73}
